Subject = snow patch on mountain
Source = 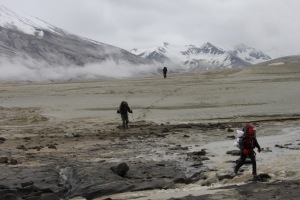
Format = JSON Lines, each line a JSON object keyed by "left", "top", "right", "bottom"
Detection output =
{"left": 0, "top": 4, "right": 272, "bottom": 81}
{"left": 131, "top": 42, "right": 271, "bottom": 69}
{"left": 0, "top": 5, "right": 62, "bottom": 36}
{"left": 0, "top": 5, "right": 156, "bottom": 81}
{"left": 231, "top": 43, "right": 271, "bottom": 64}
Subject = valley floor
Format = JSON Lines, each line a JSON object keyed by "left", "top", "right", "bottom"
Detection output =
{"left": 0, "top": 63, "right": 300, "bottom": 199}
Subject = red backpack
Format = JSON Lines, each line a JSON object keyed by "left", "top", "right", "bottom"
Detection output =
{"left": 242, "top": 124, "right": 256, "bottom": 153}
{"left": 243, "top": 123, "right": 256, "bottom": 137}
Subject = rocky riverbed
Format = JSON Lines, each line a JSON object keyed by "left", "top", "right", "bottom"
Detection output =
{"left": 0, "top": 109, "right": 299, "bottom": 199}
{"left": 1, "top": 61, "right": 300, "bottom": 199}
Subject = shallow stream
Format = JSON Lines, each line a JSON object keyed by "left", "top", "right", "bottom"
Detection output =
{"left": 88, "top": 125, "right": 300, "bottom": 200}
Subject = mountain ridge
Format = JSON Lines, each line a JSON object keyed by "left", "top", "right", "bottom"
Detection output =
{"left": 0, "top": 5, "right": 151, "bottom": 66}
{"left": 0, "top": 5, "right": 278, "bottom": 81}
{"left": 131, "top": 42, "right": 271, "bottom": 70}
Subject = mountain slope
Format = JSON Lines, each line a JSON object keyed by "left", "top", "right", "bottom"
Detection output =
{"left": 0, "top": 5, "right": 150, "bottom": 66}
{"left": 231, "top": 43, "right": 271, "bottom": 64}
{"left": 131, "top": 42, "right": 271, "bottom": 69}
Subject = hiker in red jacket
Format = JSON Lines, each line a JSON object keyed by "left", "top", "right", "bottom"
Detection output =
{"left": 234, "top": 123, "right": 261, "bottom": 177}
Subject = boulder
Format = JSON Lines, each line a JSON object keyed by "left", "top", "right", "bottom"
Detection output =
{"left": 226, "top": 150, "right": 240, "bottom": 156}
{"left": 0, "top": 189, "right": 18, "bottom": 200}
{"left": 227, "top": 128, "right": 234, "bottom": 132}
{"left": 217, "top": 173, "right": 235, "bottom": 180}
{"left": 111, "top": 163, "right": 129, "bottom": 177}
{"left": 173, "top": 172, "right": 187, "bottom": 184}
{"left": 187, "top": 149, "right": 206, "bottom": 156}
{"left": 40, "top": 193, "right": 60, "bottom": 200}
{"left": 0, "top": 137, "right": 5, "bottom": 144}
{"left": 17, "top": 145, "right": 28, "bottom": 151}
{"left": 132, "top": 179, "right": 175, "bottom": 191}
{"left": 21, "top": 181, "right": 34, "bottom": 188}
{"left": 0, "top": 157, "right": 8, "bottom": 164}
{"left": 9, "top": 159, "right": 18, "bottom": 165}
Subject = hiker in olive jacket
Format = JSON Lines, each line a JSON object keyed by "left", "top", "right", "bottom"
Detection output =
{"left": 117, "top": 101, "right": 132, "bottom": 129}
{"left": 163, "top": 66, "right": 168, "bottom": 78}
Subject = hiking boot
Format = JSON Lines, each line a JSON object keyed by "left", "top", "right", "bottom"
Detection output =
{"left": 234, "top": 168, "right": 238, "bottom": 175}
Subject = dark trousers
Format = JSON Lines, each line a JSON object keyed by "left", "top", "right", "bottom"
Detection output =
{"left": 121, "top": 114, "right": 129, "bottom": 129}
{"left": 163, "top": 73, "right": 167, "bottom": 78}
{"left": 235, "top": 152, "right": 257, "bottom": 175}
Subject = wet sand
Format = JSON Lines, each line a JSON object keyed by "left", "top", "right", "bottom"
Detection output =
{"left": 0, "top": 62, "right": 300, "bottom": 199}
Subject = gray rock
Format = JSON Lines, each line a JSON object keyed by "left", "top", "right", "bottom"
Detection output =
{"left": 173, "top": 172, "right": 187, "bottom": 184}
{"left": 162, "top": 128, "right": 170, "bottom": 133}
{"left": 79, "top": 181, "right": 133, "bottom": 200}
{"left": 0, "top": 157, "right": 8, "bottom": 164}
{"left": 169, "top": 145, "right": 189, "bottom": 151}
{"left": 227, "top": 135, "right": 235, "bottom": 139}
{"left": 40, "top": 193, "right": 60, "bottom": 200}
{"left": 190, "top": 161, "right": 203, "bottom": 167}
{"left": 21, "top": 181, "right": 34, "bottom": 188}
{"left": 186, "top": 171, "right": 207, "bottom": 183}
{"left": 132, "top": 179, "right": 175, "bottom": 191}
{"left": 9, "top": 159, "right": 18, "bottom": 165}
{"left": 226, "top": 150, "right": 240, "bottom": 156}
{"left": 17, "top": 145, "right": 28, "bottom": 151}
{"left": 187, "top": 149, "right": 206, "bottom": 156}
{"left": 0, "top": 189, "right": 18, "bottom": 200}
{"left": 0, "top": 137, "right": 5, "bottom": 144}
{"left": 111, "top": 163, "right": 129, "bottom": 177}
{"left": 2, "top": 194, "right": 18, "bottom": 200}
{"left": 256, "top": 173, "right": 271, "bottom": 182}
{"left": 47, "top": 144, "right": 57, "bottom": 150}
{"left": 217, "top": 173, "right": 235, "bottom": 180}
{"left": 227, "top": 128, "right": 234, "bottom": 132}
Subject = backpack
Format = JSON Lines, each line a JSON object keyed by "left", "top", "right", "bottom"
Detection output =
{"left": 234, "top": 124, "right": 257, "bottom": 150}
{"left": 241, "top": 124, "right": 257, "bottom": 150}
{"left": 119, "top": 101, "right": 129, "bottom": 113}
{"left": 233, "top": 130, "right": 244, "bottom": 149}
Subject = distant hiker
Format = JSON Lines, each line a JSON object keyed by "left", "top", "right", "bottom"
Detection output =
{"left": 234, "top": 123, "right": 261, "bottom": 178}
{"left": 117, "top": 101, "right": 133, "bottom": 129}
{"left": 163, "top": 66, "right": 168, "bottom": 78}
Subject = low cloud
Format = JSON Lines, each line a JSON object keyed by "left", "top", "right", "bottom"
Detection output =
{"left": 0, "top": 57, "right": 169, "bottom": 82}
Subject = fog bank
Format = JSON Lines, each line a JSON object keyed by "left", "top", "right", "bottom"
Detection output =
{"left": 0, "top": 57, "right": 175, "bottom": 82}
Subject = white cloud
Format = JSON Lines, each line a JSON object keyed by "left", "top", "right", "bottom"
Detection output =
{"left": 0, "top": 57, "right": 164, "bottom": 82}
{"left": 0, "top": 0, "right": 300, "bottom": 57}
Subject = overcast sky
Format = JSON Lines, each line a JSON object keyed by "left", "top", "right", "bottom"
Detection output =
{"left": 0, "top": 0, "right": 299, "bottom": 58}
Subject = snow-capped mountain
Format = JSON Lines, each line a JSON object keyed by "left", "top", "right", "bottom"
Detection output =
{"left": 231, "top": 43, "right": 271, "bottom": 64}
{"left": 131, "top": 42, "right": 271, "bottom": 69}
{"left": 0, "top": 5, "right": 150, "bottom": 66}
{"left": 0, "top": 5, "right": 272, "bottom": 82}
